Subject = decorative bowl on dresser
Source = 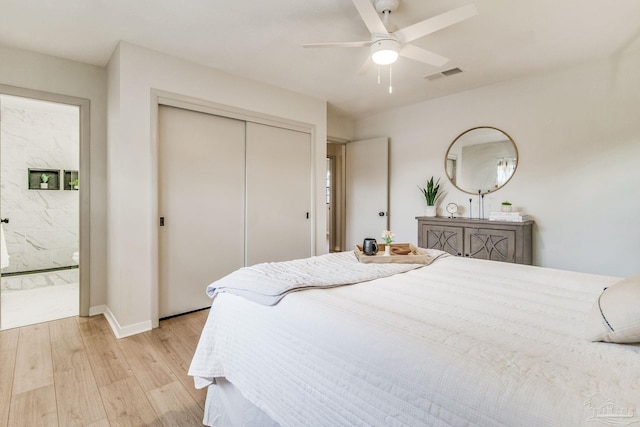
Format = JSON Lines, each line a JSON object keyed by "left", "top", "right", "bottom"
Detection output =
{"left": 416, "top": 216, "right": 533, "bottom": 265}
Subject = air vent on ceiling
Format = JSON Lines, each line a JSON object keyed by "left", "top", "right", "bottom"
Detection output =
{"left": 424, "top": 67, "right": 464, "bottom": 81}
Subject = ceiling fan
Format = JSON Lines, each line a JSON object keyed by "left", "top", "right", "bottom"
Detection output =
{"left": 303, "top": 0, "right": 477, "bottom": 69}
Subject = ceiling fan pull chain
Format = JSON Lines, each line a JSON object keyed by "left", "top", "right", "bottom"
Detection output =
{"left": 377, "top": 65, "right": 381, "bottom": 85}
{"left": 388, "top": 65, "right": 393, "bottom": 94}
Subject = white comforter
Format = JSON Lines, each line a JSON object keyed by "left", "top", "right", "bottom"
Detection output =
{"left": 205, "top": 249, "right": 443, "bottom": 305}
{"left": 189, "top": 254, "right": 640, "bottom": 426}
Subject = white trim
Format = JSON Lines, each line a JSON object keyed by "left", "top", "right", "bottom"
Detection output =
{"left": 154, "top": 90, "right": 313, "bottom": 134}
{"left": 150, "top": 91, "right": 160, "bottom": 329}
{"left": 103, "top": 306, "right": 152, "bottom": 339}
{"left": 327, "top": 136, "right": 350, "bottom": 144}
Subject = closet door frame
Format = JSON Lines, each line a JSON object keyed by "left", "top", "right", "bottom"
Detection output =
{"left": 150, "top": 89, "right": 317, "bottom": 327}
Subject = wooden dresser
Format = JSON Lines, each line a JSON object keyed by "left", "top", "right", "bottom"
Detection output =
{"left": 416, "top": 217, "right": 533, "bottom": 265}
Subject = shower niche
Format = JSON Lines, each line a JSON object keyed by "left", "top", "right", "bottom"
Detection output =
{"left": 63, "top": 170, "right": 79, "bottom": 190}
{"left": 28, "top": 168, "right": 60, "bottom": 190}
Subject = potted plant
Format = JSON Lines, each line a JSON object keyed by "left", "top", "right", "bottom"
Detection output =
{"left": 501, "top": 201, "right": 512, "bottom": 212}
{"left": 381, "top": 230, "right": 394, "bottom": 256}
{"left": 40, "top": 173, "right": 50, "bottom": 189}
{"left": 70, "top": 178, "right": 79, "bottom": 190}
{"left": 418, "top": 177, "right": 441, "bottom": 217}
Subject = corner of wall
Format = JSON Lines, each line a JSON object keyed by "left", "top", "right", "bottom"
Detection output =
{"left": 102, "top": 305, "right": 152, "bottom": 339}
{"left": 327, "top": 105, "right": 355, "bottom": 141}
{"left": 89, "top": 304, "right": 107, "bottom": 316}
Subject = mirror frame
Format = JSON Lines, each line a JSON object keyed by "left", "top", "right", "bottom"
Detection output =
{"left": 444, "top": 126, "right": 518, "bottom": 195}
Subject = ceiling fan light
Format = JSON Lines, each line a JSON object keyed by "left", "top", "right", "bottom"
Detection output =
{"left": 372, "top": 49, "right": 398, "bottom": 65}
{"left": 371, "top": 39, "right": 399, "bottom": 65}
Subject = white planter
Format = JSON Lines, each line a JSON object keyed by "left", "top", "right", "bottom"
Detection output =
{"left": 40, "top": 183, "right": 48, "bottom": 189}
{"left": 501, "top": 205, "right": 512, "bottom": 212}
{"left": 425, "top": 205, "right": 437, "bottom": 217}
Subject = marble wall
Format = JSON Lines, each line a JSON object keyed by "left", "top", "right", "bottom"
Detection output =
{"left": 0, "top": 95, "right": 79, "bottom": 273}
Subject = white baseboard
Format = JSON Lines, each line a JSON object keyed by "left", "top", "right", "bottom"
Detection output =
{"left": 97, "top": 306, "right": 152, "bottom": 339}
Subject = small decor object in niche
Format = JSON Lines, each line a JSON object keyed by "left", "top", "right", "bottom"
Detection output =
{"left": 446, "top": 202, "right": 458, "bottom": 218}
{"left": 381, "top": 230, "right": 394, "bottom": 256}
{"left": 501, "top": 201, "right": 512, "bottom": 212}
{"left": 418, "top": 177, "right": 442, "bottom": 217}
{"left": 445, "top": 127, "right": 518, "bottom": 195}
{"left": 40, "top": 173, "right": 49, "bottom": 189}
{"left": 63, "top": 170, "right": 79, "bottom": 190}
{"left": 28, "top": 168, "right": 60, "bottom": 190}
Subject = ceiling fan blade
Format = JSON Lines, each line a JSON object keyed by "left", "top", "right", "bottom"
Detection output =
{"left": 400, "top": 44, "right": 449, "bottom": 67}
{"left": 393, "top": 4, "right": 478, "bottom": 43}
{"left": 357, "top": 56, "right": 373, "bottom": 76}
{"left": 303, "top": 41, "right": 372, "bottom": 48}
{"left": 351, "top": 0, "right": 388, "bottom": 35}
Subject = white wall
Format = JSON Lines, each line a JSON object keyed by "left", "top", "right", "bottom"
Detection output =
{"left": 327, "top": 105, "right": 355, "bottom": 141}
{"left": 106, "top": 42, "right": 327, "bottom": 336}
{"left": 0, "top": 44, "right": 108, "bottom": 307}
{"left": 354, "top": 49, "right": 640, "bottom": 278}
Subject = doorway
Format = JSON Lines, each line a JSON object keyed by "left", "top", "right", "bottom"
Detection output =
{"left": 327, "top": 141, "right": 346, "bottom": 252}
{"left": 326, "top": 138, "right": 390, "bottom": 252}
{"left": 0, "top": 94, "right": 82, "bottom": 330}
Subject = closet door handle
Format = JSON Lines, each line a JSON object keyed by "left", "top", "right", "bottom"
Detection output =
{"left": 0, "top": 218, "right": 8, "bottom": 224}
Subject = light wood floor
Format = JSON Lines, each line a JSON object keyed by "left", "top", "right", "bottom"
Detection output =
{"left": 0, "top": 309, "right": 210, "bottom": 427}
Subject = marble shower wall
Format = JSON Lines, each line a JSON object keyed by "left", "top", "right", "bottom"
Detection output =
{"left": 0, "top": 95, "right": 79, "bottom": 273}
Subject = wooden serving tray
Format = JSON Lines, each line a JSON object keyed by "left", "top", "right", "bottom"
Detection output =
{"left": 354, "top": 243, "right": 429, "bottom": 264}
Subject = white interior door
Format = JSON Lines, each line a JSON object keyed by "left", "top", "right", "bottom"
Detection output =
{"left": 245, "top": 122, "right": 312, "bottom": 265}
{"left": 345, "top": 137, "right": 389, "bottom": 248}
{"left": 158, "top": 105, "right": 245, "bottom": 318}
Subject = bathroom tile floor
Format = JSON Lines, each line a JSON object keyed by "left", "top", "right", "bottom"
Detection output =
{"left": 0, "top": 269, "right": 79, "bottom": 330}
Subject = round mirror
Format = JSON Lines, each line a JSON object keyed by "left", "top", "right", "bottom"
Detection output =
{"left": 445, "top": 127, "right": 518, "bottom": 195}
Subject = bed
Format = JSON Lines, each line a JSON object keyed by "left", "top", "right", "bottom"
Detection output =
{"left": 189, "top": 249, "right": 640, "bottom": 426}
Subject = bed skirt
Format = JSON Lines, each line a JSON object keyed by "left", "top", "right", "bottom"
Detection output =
{"left": 204, "top": 378, "right": 280, "bottom": 427}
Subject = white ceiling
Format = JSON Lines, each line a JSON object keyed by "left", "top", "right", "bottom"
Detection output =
{"left": 1, "top": 0, "right": 639, "bottom": 119}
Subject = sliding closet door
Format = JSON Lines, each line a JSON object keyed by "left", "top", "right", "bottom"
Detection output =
{"left": 245, "top": 122, "right": 312, "bottom": 265}
{"left": 158, "top": 105, "right": 245, "bottom": 318}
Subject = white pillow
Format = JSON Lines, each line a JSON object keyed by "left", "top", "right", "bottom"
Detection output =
{"left": 586, "top": 274, "right": 640, "bottom": 344}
